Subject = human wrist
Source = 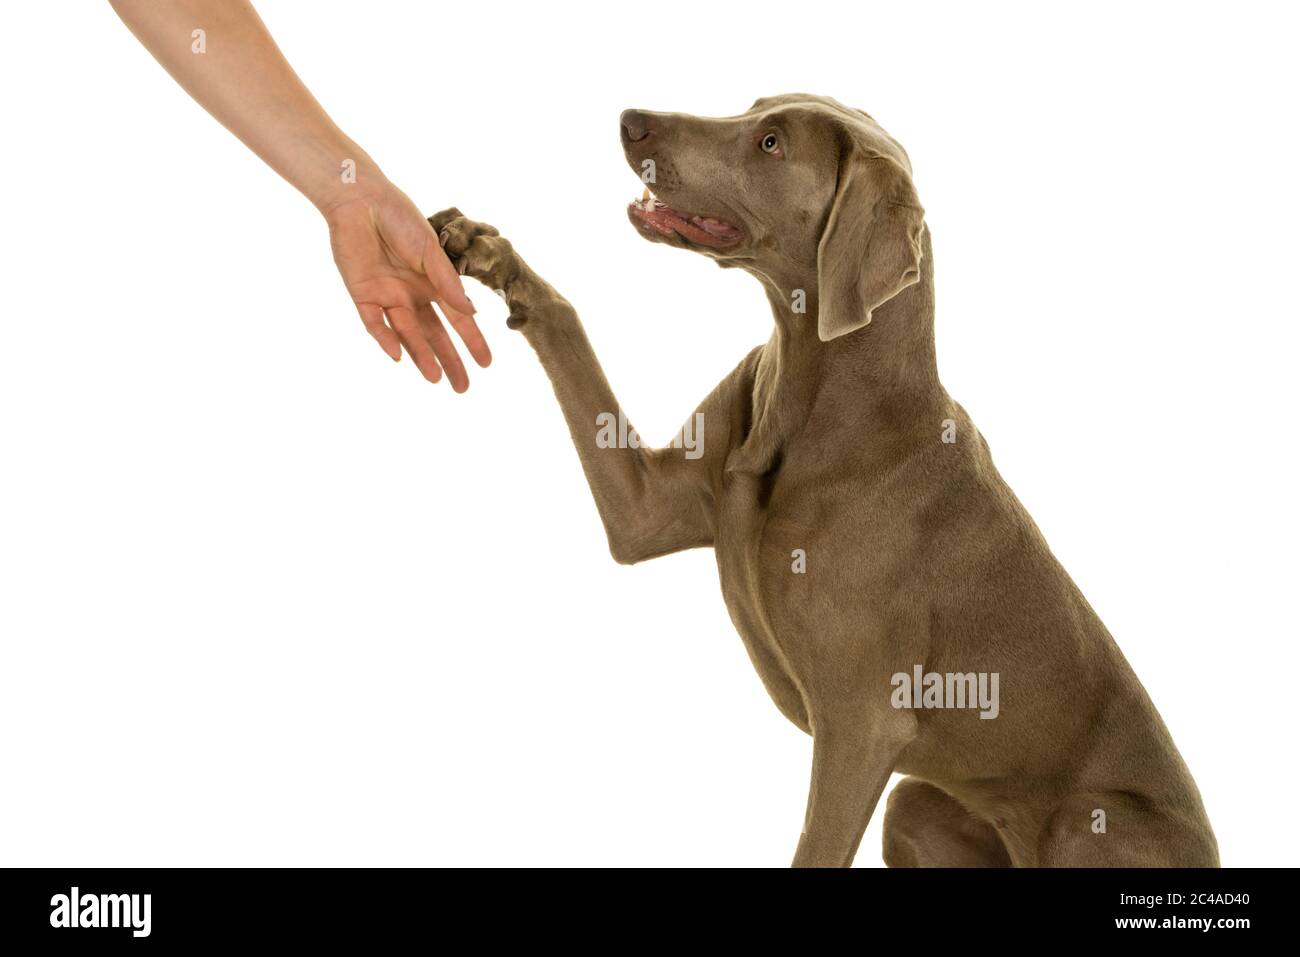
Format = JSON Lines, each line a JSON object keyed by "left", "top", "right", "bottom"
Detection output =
{"left": 302, "top": 134, "right": 389, "bottom": 215}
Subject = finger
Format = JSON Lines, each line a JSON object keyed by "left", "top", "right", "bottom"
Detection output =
{"left": 422, "top": 233, "right": 476, "bottom": 317}
{"left": 356, "top": 301, "right": 402, "bottom": 362}
{"left": 417, "top": 302, "right": 469, "bottom": 393}
{"left": 437, "top": 297, "right": 493, "bottom": 368}
{"left": 385, "top": 304, "right": 444, "bottom": 384}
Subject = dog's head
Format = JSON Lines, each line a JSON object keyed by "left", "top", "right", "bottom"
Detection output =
{"left": 622, "top": 94, "right": 925, "bottom": 341}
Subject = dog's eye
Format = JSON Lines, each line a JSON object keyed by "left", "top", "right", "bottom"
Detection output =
{"left": 760, "top": 132, "right": 780, "bottom": 154}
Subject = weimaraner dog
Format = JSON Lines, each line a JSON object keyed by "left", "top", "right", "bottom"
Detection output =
{"left": 430, "top": 94, "right": 1218, "bottom": 867}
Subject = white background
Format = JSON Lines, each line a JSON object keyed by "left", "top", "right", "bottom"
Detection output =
{"left": 1, "top": 1, "right": 1296, "bottom": 866}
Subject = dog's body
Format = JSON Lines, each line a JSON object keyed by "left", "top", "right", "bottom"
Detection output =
{"left": 431, "top": 95, "right": 1218, "bottom": 867}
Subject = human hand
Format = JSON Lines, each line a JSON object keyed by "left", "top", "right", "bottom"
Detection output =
{"left": 108, "top": 1, "right": 492, "bottom": 388}
{"left": 325, "top": 182, "right": 491, "bottom": 391}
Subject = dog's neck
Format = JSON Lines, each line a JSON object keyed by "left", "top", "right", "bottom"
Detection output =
{"left": 729, "top": 228, "right": 942, "bottom": 475}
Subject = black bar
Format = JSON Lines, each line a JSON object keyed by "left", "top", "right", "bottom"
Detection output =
{"left": 0, "top": 867, "right": 1281, "bottom": 946}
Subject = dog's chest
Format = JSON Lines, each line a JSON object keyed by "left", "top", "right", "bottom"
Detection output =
{"left": 713, "top": 446, "right": 915, "bottom": 733}
{"left": 712, "top": 466, "right": 835, "bottom": 732}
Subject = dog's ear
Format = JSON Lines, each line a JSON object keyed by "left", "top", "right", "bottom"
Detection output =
{"left": 816, "top": 151, "right": 925, "bottom": 342}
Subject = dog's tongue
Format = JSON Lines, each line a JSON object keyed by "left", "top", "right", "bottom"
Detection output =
{"left": 690, "top": 214, "right": 743, "bottom": 241}
{"left": 630, "top": 196, "right": 742, "bottom": 248}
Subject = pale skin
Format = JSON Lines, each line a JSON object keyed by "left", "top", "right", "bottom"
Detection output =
{"left": 108, "top": 0, "right": 490, "bottom": 390}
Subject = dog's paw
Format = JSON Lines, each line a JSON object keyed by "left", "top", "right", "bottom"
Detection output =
{"left": 428, "top": 208, "right": 573, "bottom": 331}
{"left": 427, "top": 209, "right": 516, "bottom": 293}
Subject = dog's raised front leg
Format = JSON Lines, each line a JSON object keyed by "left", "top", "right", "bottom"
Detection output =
{"left": 431, "top": 209, "right": 744, "bottom": 564}
{"left": 793, "top": 710, "right": 916, "bottom": 867}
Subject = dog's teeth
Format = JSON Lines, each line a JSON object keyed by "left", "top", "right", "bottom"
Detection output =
{"left": 641, "top": 187, "right": 651, "bottom": 205}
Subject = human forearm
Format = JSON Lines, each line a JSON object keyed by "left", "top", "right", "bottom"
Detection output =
{"left": 109, "top": 0, "right": 375, "bottom": 210}
{"left": 110, "top": 0, "right": 489, "bottom": 385}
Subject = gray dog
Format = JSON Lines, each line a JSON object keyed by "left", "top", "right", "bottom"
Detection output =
{"left": 431, "top": 94, "right": 1218, "bottom": 867}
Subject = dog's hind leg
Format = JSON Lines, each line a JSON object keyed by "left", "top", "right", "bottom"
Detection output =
{"left": 881, "top": 778, "right": 1011, "bottom": 867}
{"left": 1036, "top": 791, "right": 1219, "bottom": 867}
{"left": 432, "top": 209, "right": 755, "bottom": 565}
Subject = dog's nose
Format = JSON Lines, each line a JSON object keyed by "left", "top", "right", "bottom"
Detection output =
{"left": 620, "top": 109, "right": 654, "bottom": 144}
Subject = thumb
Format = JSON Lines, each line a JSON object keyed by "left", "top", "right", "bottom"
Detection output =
{"left": 422, "top": 230, "right": 476, "bottom": 317}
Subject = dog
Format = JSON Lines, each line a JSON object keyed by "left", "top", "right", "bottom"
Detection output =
{"left": 430, "top": 94, "right": 1218, "bottom": 867}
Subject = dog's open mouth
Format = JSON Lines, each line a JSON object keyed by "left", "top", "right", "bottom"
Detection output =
{"left": 627, "top": 187, "right": 743, "bottom": 249}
